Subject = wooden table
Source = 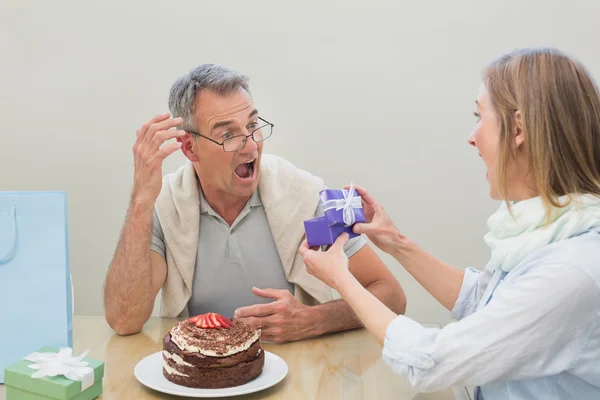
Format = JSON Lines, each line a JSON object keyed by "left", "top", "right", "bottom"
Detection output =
{"left": 0, "top": 316, "right": 470, "bottom": 399}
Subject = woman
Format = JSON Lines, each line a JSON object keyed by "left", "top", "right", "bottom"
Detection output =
{"left": 299, "top": 47, "right": 600, "bottom": 399}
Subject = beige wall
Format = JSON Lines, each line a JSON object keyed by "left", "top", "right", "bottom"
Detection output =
{"left": 2, "top": 0, "right": 599, "bottom": 325}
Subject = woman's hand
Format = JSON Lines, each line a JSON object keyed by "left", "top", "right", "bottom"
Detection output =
{"left": 350, "top": 184, "right": 403, "bottom": 255}
{"left": 300, "top": 232, "right": 398, "bottom": 346}
{"left": 298, "top": 233, "right": 352, "bottom": 291}
{"left": 350, "top": 185, "right": 465, "bottom": 311}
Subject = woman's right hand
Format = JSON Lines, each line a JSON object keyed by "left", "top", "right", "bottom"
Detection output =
{"left": 350, "top": 185, "right": 404, "bottom": 255}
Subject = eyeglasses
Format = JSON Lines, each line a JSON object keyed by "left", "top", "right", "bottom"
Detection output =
{"left": 187, "top": 117, "right": 274, "bottom": 152}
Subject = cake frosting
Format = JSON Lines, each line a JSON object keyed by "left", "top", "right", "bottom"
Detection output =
{"left": 169, "top": 318, "right": 260, "bottom": 357}
{"left": 162, "top": 350, "right": 193, "bottom": 367}
{"left": 162, "top": 313, "right": 265, "bottom": 388}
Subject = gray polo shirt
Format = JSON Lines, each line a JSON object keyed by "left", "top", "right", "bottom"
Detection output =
{"left": 151, "top": 188, "right": 366, "bottom": 318}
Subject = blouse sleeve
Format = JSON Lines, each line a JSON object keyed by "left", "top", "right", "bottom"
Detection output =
{"left": 381, "top": 263, "right": 599, "bottom": 392}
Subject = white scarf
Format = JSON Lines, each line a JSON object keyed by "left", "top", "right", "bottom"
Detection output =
{"left": 484, "top": 194, "right": 600, "bottom": 272}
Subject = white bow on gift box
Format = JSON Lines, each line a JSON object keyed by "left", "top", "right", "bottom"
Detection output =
{"left": 321, "top": 182, "right": 362, "bottom": 227}
{"left": 24, "top": 347, "right": 94, "bottom": 391}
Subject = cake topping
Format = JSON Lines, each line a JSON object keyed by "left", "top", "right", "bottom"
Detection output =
{"left": 187, "top": 313, "right": 234, "bottom": 329}
{"left": 170, "top": 318, "right": 260, "bottom": 357}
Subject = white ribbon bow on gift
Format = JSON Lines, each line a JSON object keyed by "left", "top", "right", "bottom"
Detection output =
{"left": 321, "top": 182, "right": 362, "bottom": 227}
{"left": 24, "top": 347, "right": 94, "bottom": 391}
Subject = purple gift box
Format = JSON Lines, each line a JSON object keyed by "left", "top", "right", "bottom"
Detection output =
{"left": 304, "top": 186, "right": 366, "bottom": 247}
{"left": 320, "top": 188, "right": 366, "bottom": 227}
{"left": 304, "top": 217, "right": 358, "bottom": 247}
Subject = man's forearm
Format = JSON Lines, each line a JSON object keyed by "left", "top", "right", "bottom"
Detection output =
{"left": 104, "top": 201, "right": 155, "bottom": 335}
{"left": 306, "top": 279, "right": 402, "bottom": 337}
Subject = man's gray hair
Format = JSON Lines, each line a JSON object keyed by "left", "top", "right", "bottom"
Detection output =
{"left": 168, "top": 64, "right": 250, "bottom": 131}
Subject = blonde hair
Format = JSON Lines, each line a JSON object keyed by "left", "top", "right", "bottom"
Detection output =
{"left": 483, "top": 48, "right": 600, "bottom": 218}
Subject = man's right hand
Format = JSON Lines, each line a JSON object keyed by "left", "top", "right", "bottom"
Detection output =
{"left": 131, "top": 113, "right": 187, "bottom": 206}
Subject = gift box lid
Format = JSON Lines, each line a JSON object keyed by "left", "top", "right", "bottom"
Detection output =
{"left": 319, "top": 188, "right": 366, "bottom": 227}
{"left": 3, "top": 347, "right": 104, "bottom": 400}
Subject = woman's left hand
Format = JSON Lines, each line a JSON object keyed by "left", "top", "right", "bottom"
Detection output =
{"left": 300, "top": 232, "right": 398, "bottom": 346}
{"left": 298, "top": 233, "right": 352, "bottom": 291}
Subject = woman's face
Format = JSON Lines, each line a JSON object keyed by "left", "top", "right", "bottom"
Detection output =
{"left": 468, "top": 83, "right": 532, "bottom": 201}
{"left": 468, "top": 84, "right": 502, "bottom": 200}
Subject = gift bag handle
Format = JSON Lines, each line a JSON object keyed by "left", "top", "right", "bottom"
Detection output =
{"left": 0, "top": 205, "right": 18, "bottom": 264}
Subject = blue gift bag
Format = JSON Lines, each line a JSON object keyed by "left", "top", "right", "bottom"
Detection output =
{"left": 0, "top": 192, "right": 72, "bottom": 383}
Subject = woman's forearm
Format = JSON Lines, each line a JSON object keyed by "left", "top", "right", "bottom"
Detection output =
{"left": 390, "top": 236, "right": 465, "bottom": 311}
{"left": 336, "top": 273, "right": 397, "bottom": 345}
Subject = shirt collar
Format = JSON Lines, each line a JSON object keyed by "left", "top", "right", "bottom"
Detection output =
{"left": 199, "top": 186, "right": 262, "bottom": 216}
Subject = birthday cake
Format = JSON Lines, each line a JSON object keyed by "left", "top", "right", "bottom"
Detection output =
{"left": 162, "top": 313, "right": 264, "bottom": 388}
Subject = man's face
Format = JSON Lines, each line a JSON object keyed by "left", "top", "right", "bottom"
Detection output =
{"left": 183, "top": 88, "right": 263, "bottom": 198}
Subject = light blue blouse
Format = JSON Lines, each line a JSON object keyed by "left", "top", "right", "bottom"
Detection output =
{"left": 382, "top": 229, "right": 600, "bottom": 399}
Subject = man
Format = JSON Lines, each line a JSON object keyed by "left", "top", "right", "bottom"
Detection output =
{"left": 104, "top": 64, "right": 406, "bottom": 342}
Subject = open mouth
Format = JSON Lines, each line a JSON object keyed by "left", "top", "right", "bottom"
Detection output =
{"left": 234, "top": 159, "right": 256, "bottom": 180}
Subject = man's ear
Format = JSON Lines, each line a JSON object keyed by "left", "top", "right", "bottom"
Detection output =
{"left": 179, "top": 133, "right": 199, "bottom": 162}
{"left": 513, "top": 110, "right": 525, "bottom": 149}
